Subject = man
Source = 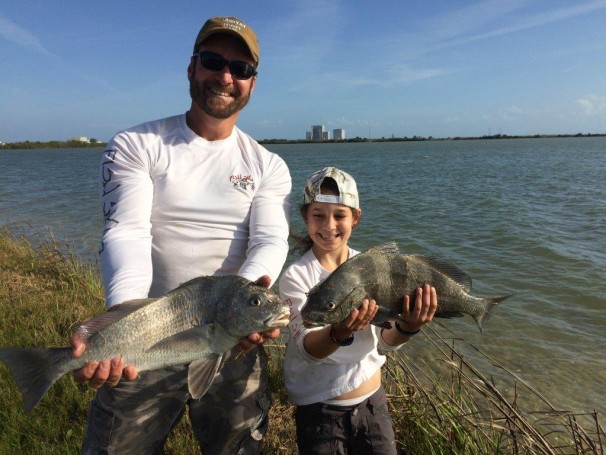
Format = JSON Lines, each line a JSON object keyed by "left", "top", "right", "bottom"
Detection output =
{"left": 72, "top": 16, "right": 291, "bottom": 454}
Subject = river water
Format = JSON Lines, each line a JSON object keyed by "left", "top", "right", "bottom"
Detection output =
{"left": 1, "top": 137, "right": 604, "bottom": 416}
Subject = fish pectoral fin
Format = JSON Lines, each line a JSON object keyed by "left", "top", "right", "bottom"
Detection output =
{"left": 187, "top": 354, "right": 223, "bottom": 399}
{"left": 371, "top": 307, "right": 401, "bottom": 329}
{"left": 371, "top": 320, "right": 393, "bottom": 329}
{"left": 147, "top": 325, "right": 213, "bottom": 352}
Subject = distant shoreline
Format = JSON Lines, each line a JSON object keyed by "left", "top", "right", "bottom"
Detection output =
{"left": 0, "top": 140, "right": 106, "bottom": 150}
{"left": 2, "top": 132, "right": 605, "bottom": 150}
{"left": 258, "top": 132, "right": 606, "bottom": 145}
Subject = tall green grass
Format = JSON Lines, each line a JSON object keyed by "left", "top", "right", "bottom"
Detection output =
{"left": 0, "top": 227, "right": 603, "bottom": 454}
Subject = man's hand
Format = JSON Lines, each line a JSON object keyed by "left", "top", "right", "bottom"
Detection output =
{"left": 71, "top": 332, "right": 139, "bottom": 388}
{"left": 237, "top": 275, "right": 280, "bottom": 352}
{"left": 254, "top": 275, "right": 271, "bottom": 288}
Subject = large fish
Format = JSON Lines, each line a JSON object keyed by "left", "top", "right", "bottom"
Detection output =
{"left": 301, "top": 242, "right": 511, "bottom": 331}
{"left": 0, "top": 275, "right": 290, "bottom": 412}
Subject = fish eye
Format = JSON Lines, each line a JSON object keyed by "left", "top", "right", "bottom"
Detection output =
{"left": 327, "top": 302, "right": 336, "bottom": 311}
{"left": 251, "top": 297, "right": 262, "bottom": 306}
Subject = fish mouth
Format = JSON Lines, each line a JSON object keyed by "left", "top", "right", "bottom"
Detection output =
{"left": 303, "top": 321, "right": 322, "bottom": 329}
{"left": 265, "top": 310, "right": 290, "bottom": 328}
{"left": 302, "top": 319, "right": 322, "bottom": 328}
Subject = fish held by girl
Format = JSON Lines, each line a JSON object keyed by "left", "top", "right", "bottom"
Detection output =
{"left": 301, "top": 242, "right": 511, "bottom": 332}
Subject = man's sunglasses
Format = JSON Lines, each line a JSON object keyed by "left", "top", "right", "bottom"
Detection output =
{"left": 194, "top": 51, "right": 257, "bottom": 80}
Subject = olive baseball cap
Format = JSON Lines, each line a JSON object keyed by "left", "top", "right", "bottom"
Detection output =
{"left": 193, "top": 16, "right": 259, "bottom": 65}
{"left": 304, "top": 167, "right": 360, "bottom": 209}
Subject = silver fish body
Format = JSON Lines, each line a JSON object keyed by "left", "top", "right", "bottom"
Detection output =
{"left": 0, "top": 275, "right": 290, "bottom": 412}
{"left": 301, "top": 242, "right": 510, "bottom": 331}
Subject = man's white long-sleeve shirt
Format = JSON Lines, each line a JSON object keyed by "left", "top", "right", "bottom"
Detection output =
{"left": 100, "top": 113, "right": 291, "bottom": 306}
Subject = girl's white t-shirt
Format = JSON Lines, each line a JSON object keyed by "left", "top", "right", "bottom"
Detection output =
{"left": 279, "top": 248, "right": 401, "bottom": 406}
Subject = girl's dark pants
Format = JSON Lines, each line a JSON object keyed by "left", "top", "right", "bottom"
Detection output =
{"left": 294, "top": 384, "right": 397, "bottom": 455}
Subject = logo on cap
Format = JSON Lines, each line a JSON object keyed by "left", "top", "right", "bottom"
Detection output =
{"left": 194, "top": 16, "right": 260, "bottom": 65}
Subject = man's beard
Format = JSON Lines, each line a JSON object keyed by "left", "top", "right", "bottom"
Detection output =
{"left": 189, "top": 78, "right": 251, "bottom": 119}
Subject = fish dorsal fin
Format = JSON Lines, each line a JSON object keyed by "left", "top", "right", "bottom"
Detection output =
{"left": 188, "top": 354, "right": 224, "bottom": 399}
{"left": 412, "top": 255, "right": 473, "bottom": 292}
{"left": 364, "top": 241, "right": 400, "bottom": 255}
{"left": 75, "top": 298, "right": 158, "bottom": 342}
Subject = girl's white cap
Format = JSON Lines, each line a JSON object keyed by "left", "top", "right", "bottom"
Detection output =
{"left": 303, "top": 167, "right": 359, "bottom": 209}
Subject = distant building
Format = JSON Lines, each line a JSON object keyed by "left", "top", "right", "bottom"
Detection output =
{"left": 311, "top": 125, "right": 325, "bottom": 141}
{"left": 333, "top": 129, "right": 346, "bottom": 140}
{"left": 306, "top": 125, "right": 346, "bottom": 140}
{"left": 68, "top": 136, "right": 90, "bottom": 143}
{"left": 306, "top": 125, "right": 347, "bottom": 141}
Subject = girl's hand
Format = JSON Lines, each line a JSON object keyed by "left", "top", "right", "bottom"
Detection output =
{"left": 400, "top": 283, "right": 437, "bottom": 332}
{"left": 333, "top": 298, "right": 379, "bottom": 336}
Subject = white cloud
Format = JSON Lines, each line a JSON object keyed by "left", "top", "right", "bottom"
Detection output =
{"left": 576, "top": 99, "right": 594, "bottom": 115}
{"left": 575, "top": 95, "right": 606, "bottom": 116}
{"left": 0, "top": 13, "right": 52, "bottom": 56}
{"left": 425, "top": 0, "right": 606, "bottom": 52}
{"left": 296, "top": 63, "right": 454, "bottom": 91}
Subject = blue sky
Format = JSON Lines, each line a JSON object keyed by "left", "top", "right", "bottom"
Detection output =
{"left": 1, "top": 0, "right": 605, "bottom": 142}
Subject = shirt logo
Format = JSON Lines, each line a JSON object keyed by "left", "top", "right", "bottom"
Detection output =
{"left": 230, "top": 174, "right": 255, "bottom": 191}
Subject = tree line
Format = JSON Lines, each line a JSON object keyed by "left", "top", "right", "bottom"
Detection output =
{"left": 1, "top": 139, "right": 106, "bottom": 150}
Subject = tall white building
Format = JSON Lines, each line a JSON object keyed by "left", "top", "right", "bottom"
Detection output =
{"left": 333, "top": 129, "right": 346, "bottom": 140}
{"left": 311, "top": 125, "right": 325, "bottom": 141}
{"left": 307, "top": 125, "right": 345, "bottom": 140}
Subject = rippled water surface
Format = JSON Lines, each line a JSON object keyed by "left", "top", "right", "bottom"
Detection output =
{"left": 1, "top": 137, "right": 605, "bottom": 415}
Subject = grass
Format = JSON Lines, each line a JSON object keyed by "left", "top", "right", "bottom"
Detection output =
{"left": 0, "top": 226, "right": 603, "bottom": 454}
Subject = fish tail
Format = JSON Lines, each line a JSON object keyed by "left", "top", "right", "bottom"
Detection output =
{"left": 476, "top": 294, "right": 513, "bottom": 333}
{"left": 0, "top": 347, "right": 71, "bottom": 412}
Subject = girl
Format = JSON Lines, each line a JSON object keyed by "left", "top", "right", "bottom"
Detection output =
{"left": 279, "top": 167, "right": 437, "bottom": 454}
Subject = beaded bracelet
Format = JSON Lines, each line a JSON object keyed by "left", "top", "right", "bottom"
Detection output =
{"left": 394, "top": 322, "right": 420, "bottom": 337}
